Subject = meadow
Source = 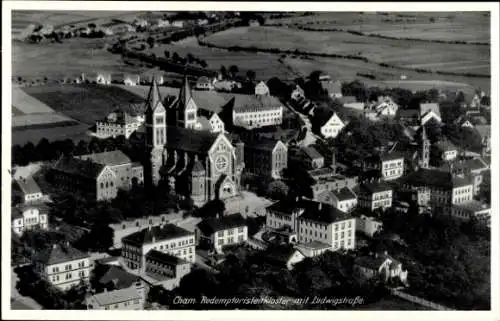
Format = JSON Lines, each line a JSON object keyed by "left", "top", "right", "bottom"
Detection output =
{"left": 203, "top": 26, "right": 489, "bottom": 76}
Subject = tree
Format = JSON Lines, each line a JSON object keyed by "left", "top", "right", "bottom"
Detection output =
{"left": 220, "top": 65, "right": 228, "bottom": 79}
{"left": 146, "top": 36, "right": 155, "bottom": 49}
{"left": 246, "top": 70, "right": 256, "bottom": 82}
{"left": 455, "top": 91, "right": 466, "bottom": 105}
{"left": 199, "top": 60, "right": 208, "bottom": 68}
{"left": 229, "top": 65, "right": 239, "bottom": 78}
{"left": 186, "top": 53, "right": 195, "bottom": 64}
{"left": 267, "top": 180, "right": 289, "bottom": 200}
{"left": 164, "top": 50, "right": 170, "bottom": 58}
{"left": 172, "top": 52, "right": 180, "bottom": 62}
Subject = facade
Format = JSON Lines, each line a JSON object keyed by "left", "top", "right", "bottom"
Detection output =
{"left": 244, "top": 139, "right": 288, "bottom": 179}
{"left": 143, "top": 250, "right": 192, "bottom": 290}
{"left": 86, "top": 284, "right": 145, "bottom": 310}
{"left": 451, "top": 201, "right": 491, "bottom": 227}
{"left": 51, "top": 157, "right": 118, "bottom": 201}
{"left": 356, "top": 215, "right": 383, "bottom": 237}
{"left": 195, "top": 213, "right": 248, "bottom": 252}
{"left": 420, "top": 102, "right": 442, "bottom": 125}
{"left": 434, "top": 140, "right": 458, "bottom": 161}
{"left": 290, "top": 85, "right": 305, "bottom": 101}
{"left": 124, "top": 74, "right": 141, "bottom": 86}
{"left": 96, "top": 73, "right": 112, "bottom": 85}
{"left": 370, "top": 96, "right": 399, "bottom": 117}
{"left": 135, "top": 79, "right": 244, "bottom": 204}
{"left": 363, "top": 152, "right": 405, "bottom": 181}
{"left": 312, "top": 111, "right": 345, "bottom": 139}
{"left": 121, "top": 224, "right": 195, "bottom": 272}
{"left": 289, "top": 145, "right": 325, "bottom": 170}
{"left": 321, "top": 80, "right": 343, "bottom": 98}
{"left": 316, "top": 187, "right": 357, "bottom": 213}
{"left": 75, "top": 150, "right": 144, "bottom": 190}
{"left": 358, "top": 181, "right": 393, "bottom": 211}
{"left": 308, "top": 169, "right": 359, "bottom": 200}
{"left": 196, "top": 111, "right": 225, "bottom": 134}
{"left": 231, "top": 94, "right": 283, "bottom": 130}
{"left": 355, "top": 252, "right": 408, "bottom": 284}
{"left": 11, "top": 203, "right": 49, "bottom": 236}
{"left": 265, "top": 248, "right": 306, "bottom": 270}
{"left": 33, "top": 243, "right": 91, "bottom": 291}
{"left": 254, "top": 81, "right": 270, "bottom": 96}
{"left": 96, "top": 110, "right": 144, "bottom": 139}
{"left": 195, "top": 76, "right": 215, "bottom": 91}
{"left": 12, "top": 176, "right": 43, "bottom": 204}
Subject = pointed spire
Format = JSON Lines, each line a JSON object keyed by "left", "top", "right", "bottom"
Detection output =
{"left": 145, "top": 77, "right": 162, "bottom": 111}
{"left": 179, "top": 75, "right": 192, "bottom": 106}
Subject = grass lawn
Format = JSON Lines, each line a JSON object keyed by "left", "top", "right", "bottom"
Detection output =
{"left": 22, "top": 84, "right": 144, "bottom": 125}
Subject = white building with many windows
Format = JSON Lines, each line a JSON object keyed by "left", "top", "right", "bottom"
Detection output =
{"left": 363, "top": 152, "right": 405, "bottom": 181}
{"left": 231, "top": 94, "right": 283, "bottom": 130}
{"left": 33, "top": 243, "right": 91, "bottom": 291}
{"left": 11, "top": 203, "right": 49, "bottom": 236}
{"left": 358, "top": 181, "right": 393, "bottom": 211}
{"left": 195, "top": 213, "right": 248, "bottom": 253}
{"left": 121, "top": 224, "right": 195, "bottom": 272}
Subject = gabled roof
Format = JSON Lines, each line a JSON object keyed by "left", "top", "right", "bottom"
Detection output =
{"left": 298, "top": 200, "right": 353, "bottom": 224}
{"left": 231, "top": 94, "right": 282, "bottom": 113}
{"left": 75, "top": 150, "right": 132, "bottom": 167}
{"left": 91, "top": 287, "right": 142, "bottom": 307}
{"left": 355, "top": 253, "right": 398, "bottom": 270}
{"left": 98, "top": 265, "right": 140, "bottom": 290}
{"left": 359, "top": 181, "right": 392, "bottom": 194}
{"left": 265, "top": 247, "right": 303, "bottom": 266}
{"left": 34, "top": 243, "right": 89, "bottom": 266}
{"left": 334, "top": 187, "right": 357, "bottom": 201}
{"left": 14, "top": 176, "right": 41, "bottom": 195}
{"left": 12, "top": 203, "right": 49, "bottom": 220}
{"left": 178, "top": 75, "right": 193, "bottom": 107}
{"left": 301, "top": 146, "right": 323, "bottom": 160}
{"left": 245, "top": 138, "right": 283, "bottom": 152}
{"left": 403, "top": 168, "right": 472, "bottom": 189}
{"left": 420, "top": 102, "right": 441, "bottom": 118}
{"left": 196, "top": 213, "right": 246, "bottom": 236}
{"left": 167, "top": 126, "right": 220, "bottom": 154}
{"left": 122, "top": 224, "right": 193, "bottom": 247}
{"left": 144, "top": 79, "right": 164, "bottom": 112}
{"left": 434, "top": 139, "right": 457, "bottom": 152}
{"left": 146, "top": 249, "right": 189, "bottom": 266}
{"left": 53, "top": 157, "right": 105, "bottom": 180}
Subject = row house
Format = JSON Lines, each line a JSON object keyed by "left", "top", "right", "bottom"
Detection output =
{"left": 33, "top": 243, "right": 91, "bottom": 291}
{"left": 11, "top": 203, "right": 49, "bottom": 236}
{"left": 244, "top": 138, "right": 288, "bottom": 179}
{"left": 195, "top": 213, "right": 248, "bottom": 253}
{"left": 121, "top": 223, "right": 195, "bottom": 272}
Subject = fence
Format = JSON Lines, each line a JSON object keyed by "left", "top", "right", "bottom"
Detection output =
{"left": 391, "top": 289, "right": 454, "bottom": 311}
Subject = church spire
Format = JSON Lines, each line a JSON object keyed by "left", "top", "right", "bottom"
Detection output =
{"left": 145, "top": 77, "right": 163, "bottom": 111}
{"left": 179, "top": 75, "right": 192, "bottom": 106}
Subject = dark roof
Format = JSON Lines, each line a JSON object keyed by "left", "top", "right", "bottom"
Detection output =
{"left": 231, "top": 94, "right": 282, "bottom": 113}
{"left": 146, "top": 249, "right": 189, "bottom": 265}
{"left": 99, "top": 265, "right": 140, "bottom": 289}
{"left": 75, "top": 150, "right": 132, "bottom": 166}
{"left": 298, "top": 200, "right": 353, "bottom": 224}
{"left": 359, "top": 181, "right": 392, "bottom": 194}
{"left": 245, "top": 138, "right": 283, "bottom": 152}
{"left": 34, "top": 243, "right": 89, "bottom": 266}
{"left": 123, "top": 224, "right": 193, "bottom": 246}
{"left": 397, "top": 108, "right": 420, "bottom": 118}
{"left": 167, "top": 126, "right": 220, "bottom": 154}
{"left": 53, "top": 157, "right": 105, "bottom": 179}
{"left": 12, "top": 203, "right": 49, "bottom": 220}
{"left": 403, "top": 169, "right": 472, "bottom": 189}
{"left": 334, "top": 187, "right": 357, "bottom": 201}
{"left": 364, "top": 151, "right": 404, "bottom": 163}
{"left": 144, "top": 79, "right": 164, "bottom": 112}
{"left": 14, "top": 176, "right": 41, "bottom": 195}
{"left": 301, "top": 146, "right": 323, "bottom": 160}
{"left": 196, "top": 213, "right": 246, "bottom": 236}
{"left": 434, "top": 139, "right": 457, "bottom": 152}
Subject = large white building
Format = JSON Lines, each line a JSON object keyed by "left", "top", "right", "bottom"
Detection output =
{"left": 86, "top": 283, "right": 145, "bottom": 310}
{"left": 357, "top": 181, "right": 393, "bottom": 211}
{"left": 231, "top": 94, "right": 283, "bottom": 130}
{"left": 11, "top": 203, "right": 49, "bottom": 236}
{"left": 195, "top": 213, "right": 248, "bottom": 253}
{"left": 312, "top": 110, "right": 346, "bottom": 139}
{"left": 121, "top": 224, "right": 195, "bottom": 272}
{"left": 33, "top": 243, "right": 91, "bottom": 291}
{"left": 363, "top": 152, "right": 405, "bottom": 181}
{"left": 96, "top": 110, "right": 144, "bottom": 139}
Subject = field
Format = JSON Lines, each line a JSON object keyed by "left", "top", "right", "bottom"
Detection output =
{"left": 149, "top": 37, "right": 298, "bottom": 81}
{"left": 12, "top": 123, "right": 91, "bottom": 146}
{"left": 203, "top": 26, "right": 489, "bottom": 76}
{"left": 21, "top": 84, "right": 144, "bottom": 125}
{"left": 266, "top": 12, "right": 490, "bottom": 43}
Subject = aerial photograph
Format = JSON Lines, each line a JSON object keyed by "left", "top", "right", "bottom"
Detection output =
{"left": 8, "top": 7, "right": 493, "bottom": 313}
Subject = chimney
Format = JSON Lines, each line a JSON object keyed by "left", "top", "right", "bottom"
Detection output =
{"left": 52, "top": 244, "right": 58, "bottom": 250}
{"left": 318, "top": 202, "right": 322, "bottom": 210}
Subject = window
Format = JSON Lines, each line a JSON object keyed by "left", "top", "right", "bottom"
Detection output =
{"left": 218, "top": 239, "right": 224, "bottom": 245}
{"left": 189, "top": 238, "right": 194, "bottom": 244}
{"left": 238, "top": 227, "right": 244, "bottom": 233}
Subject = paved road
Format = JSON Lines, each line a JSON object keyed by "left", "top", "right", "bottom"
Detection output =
{"left": 285, "top": 103, "right": 319, "bottom": 147}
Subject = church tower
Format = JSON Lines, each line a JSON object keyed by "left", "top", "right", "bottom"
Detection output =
{"left": 176, "top": 76, "right": 198, "bottom": 129}
{"left": 145, "top": 78, "right": 167, "bottom": 186}
{"left": 420, "top": 125, "right": 430, "bottom": 169}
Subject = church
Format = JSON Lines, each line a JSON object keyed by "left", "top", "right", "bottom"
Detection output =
{"left": 130, "top": 77, "right": 245, "bottom": 205}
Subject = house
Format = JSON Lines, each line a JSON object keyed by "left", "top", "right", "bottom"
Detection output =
{"left": 94, "top": 265, "right": 142, "bottom": 292}
{"left": 438, "top": 157, "right": 489, "bottom": 195}
{"left": 370, "top": 96, "right": 399, "bottom": 117}
{"left": 316, "top": 187, "right": 357, "bottom": 213}
{"left": 32, "top": 243, "right": 91, "bottom": 291}
{"left": 122, "top": 224, "right": 195, "bottom": 271}
{"left": 109, "top": 214, "right": 174, "bottom": 249}
{"left": 357, "top": 181, "right": 393, "bottom": 211}
{"left": 86, "top": 283, "right": 145, "bottom": 310}
{"left": 196, "top": 110, "right": 225, "bottom": 134}
{"left": 195, "top": 76, "right": 215, "bottom": 91}
{"left": 362, "top": 152, "right": 405, "bottom": 181}
{"left": 213, "top": 80, "right": 241, "bottom": 92}
{"left": 140, "top": 71, "right": 164, "bottom": 86}
{"left": 354, "top": 252, "right": 408, "bottom": 284}
{"left": 171, "top": 20, "right": 185, "bottom": 28}
{"left": 12, "top": 176, "right": 43, "bottom": 204}
{"left": 451, "top": 200, "right": 491, "bottom": 227}
{"left": 255, "top": 81, "right": 270, "bottom": 96}
{"left": 420, "top": 102, "right": 442, "bottom": 125}
{"left": 469, "top": 93, "right": 482, "bottom": 108}
{"left": 294, "top": 241, "right": 332, "bottom": 258}
{"left": 142, "top": 250, "right": 192, "bottom": 290}
{"left": 195, "top": 213, "right": 248, "bottom": 253}
{"left": 230, "top": 94, "right": 283, "bottom": 129}
{"left": 308, "top": 170, "right": 359, "bottom": 200}
{"left": 434, "top": 139, "right": 458, "bottom": 161}
{"left": 264, "top": 247, "right": 306, "bottom": 270}
{"left": 288, "top": 145, "right": 325, "bottom": 170}
{"left": 249, "top": 19, "right": 261, "bottom": 27}
{"left": 123, "top": 74, "right": 141, "bottom": 86}
{"left": 244, "top": 138, "right": 288, "bottom": 179}
{"left": 475, "top": 125, "right": 491, "bottom": 156}
{"left": 96, "top": 110, "right": 144, "bottom": 139}
{"left": 356, "top": 215, "right": 383, "bottom": 237}
{"left": 396, "top": 109, "right": 420, "bottom": 127}
{"left": 321, "top": 80, "right": 343, "bottom": 98}
{"left": 11, "top": 203, "right": 49, "bottom": 236}
{"left": 51, "top": 156, "right": 119, "bottom": 201}
{"left": 74, "top": 150, "right": 144, "bottom": 191}
{"left": 311, "top": 108, "right": 345, "bottom": 139}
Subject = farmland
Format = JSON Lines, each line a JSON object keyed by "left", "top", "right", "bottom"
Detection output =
{"left": 22, "top": 84, "right": 144, "bottom": 125}
{"left": 203, "top": 26, "right": 489, "bottom": 76}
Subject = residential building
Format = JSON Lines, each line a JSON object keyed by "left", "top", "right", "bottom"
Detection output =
{"left": 266, "top": 198, "right": 303, "bottom": 233}
{"left": 354, "top": 252, "right": 408, "bottom": 284}
{"left": 321, "top": 80, "right": 343, "bottom": 98}
{"left": 196, "top": 110, "right": 225, "bottom": 134}
{"left": 195, "top": 213, "right": 248, "bottom": 252}
{"left": 244, "top": 138, "right": 288, "bottom": 179}
{"left": 123, "top": 74, "right": 141, "bottom": 86}
{"left": 94, "top": 265, "right": 142, "bottom": 292}
{"left": 434, "top": 139, "right": 458, "bottom": 161}
{"left": 96, "top": 73, "right": 112, "bottom": 85}
{"left": 86, "top": 283, "right": 145, "bottom": 310}
{"left": 337, "top": 96, "right": 364, "bottom": 110}
{"left": 356, "top": 215, "right": 383, "bottom": 237}
{"left": 264, "top": 247, "right": 305, "bottom": 270}
{"left": 316, "top": 187, "right": 357, "bottom": 213}
{"left": 369, "top": 96, "right": 399, "bottom": 117}
{"left": 230, "top": 94, "right": 283, "bottom": 130}
{"left": 121, "top": 224, "right": 195, "bottom": 271}
{"left": 289, "top": 145, "right": 325, "bottom": 170}
{"left": 397, "top": 109, "right": 420, "bottom": 127}
{"left": 75, "top": 150, "right": 144, "bottom": 191}
{"left": 438, "top": 157, "right": 490, "bottom": 195}
{"left": 451, "top": 201, "right": 491, "bottom": 227}
{"left": 11, "top": 203, "right": 49, "bottom": 236}
{"left": 51, "top": 157, "right": 118, "bottom": 201}
{"left": 311, "top": 109, "right": 345, "bottom": 139}
{"left": 33, "top": 243, "right": 90, "bottom": 291}
{"left": 143, "top": 250, "right": 192, "bottom": 290}
{"left": 475, "top": 125, "right": 491, "bottom": 156}
{"left": 109, "top": 214, "right": 174, "bottom": 249}
{"left": 420, "top": 102, "right": 442, "bottom": 125}
{"left": 357, "top": 181, "right": 393, "bottom": 211}
{"left": 12, "top": 176, "right": 43, "bottom": 204}
{"left": 308, "top": 169, "right": 359, "bottom": 200}
{"left": 363, "top": 152, "right": 405, "bottom": 181}
{"left": 294, "top": 241, "right": 331, "bottom": 258}
{"left": 214, "top": 79, "right": 241, "bottom": 92}
{"left": 254, "top": 81, "right": 270, "bottom": 96}
{"left": 96, "top": 110, "right": 144, "bottom": 139}
{"left": 195, "top": 76, "right": 215, "bottom": 91}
